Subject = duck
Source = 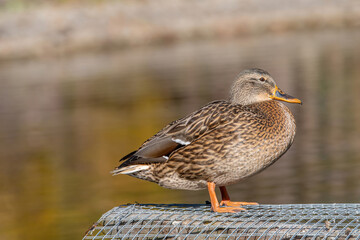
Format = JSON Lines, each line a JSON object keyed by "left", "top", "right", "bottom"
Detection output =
{"left": 112, "top": 68, "right": 302, "bottom": 213}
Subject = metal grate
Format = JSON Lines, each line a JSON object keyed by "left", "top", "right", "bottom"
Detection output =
{"left": 83, "top": 204, "right": 360, "bottom": 239}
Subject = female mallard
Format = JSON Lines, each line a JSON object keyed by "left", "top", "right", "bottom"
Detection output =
{"left": 112, "top": 68, "right": 301, "bottom": 213}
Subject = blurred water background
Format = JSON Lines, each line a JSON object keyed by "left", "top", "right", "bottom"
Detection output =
{"left": 0, "top": 1, "right": 360, "bottom": 239}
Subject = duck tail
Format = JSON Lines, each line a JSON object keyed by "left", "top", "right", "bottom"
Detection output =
{"left": 111, "top": 165, "right": 150, "bottom": 175}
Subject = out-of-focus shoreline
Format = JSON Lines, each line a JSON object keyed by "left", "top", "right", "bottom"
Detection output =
{"left": 0, "top": 0, "right": 359, "bottom": 60}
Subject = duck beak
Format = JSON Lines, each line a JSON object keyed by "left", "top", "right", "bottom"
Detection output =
{"left": 270, "top": 86, "right": 302, "bottom": 104}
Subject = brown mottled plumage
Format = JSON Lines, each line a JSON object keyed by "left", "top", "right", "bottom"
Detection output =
{"left": 112, "top": 68, "right": 302, "bottom": 212}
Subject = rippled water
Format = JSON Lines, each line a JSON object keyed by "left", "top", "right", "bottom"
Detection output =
{"left": 1, "top": 29, "right": 360, "bottom": 239}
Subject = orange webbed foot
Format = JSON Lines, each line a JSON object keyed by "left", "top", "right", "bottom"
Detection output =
{"left": 211, "top": 205, "right": 246, "bottom": 213}
{"left": 220, "top": 200, "right": 259, "bottom": 207}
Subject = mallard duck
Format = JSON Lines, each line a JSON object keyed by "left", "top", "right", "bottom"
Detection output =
{"left": 112, "top": 68, "right": 301, "bottom": 213}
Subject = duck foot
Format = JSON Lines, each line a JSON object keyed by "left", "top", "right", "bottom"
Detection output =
{"left": 219, "top": 185, "right": 258, "bottom": 207}
{"left": 207, "top": 182, "right": 248, "bottom": 213}
{"left": 220, "top": 200, "right": 258, "bottom": 207}
{"left": 211, "top": 205, "right": 245, "bottom": 213}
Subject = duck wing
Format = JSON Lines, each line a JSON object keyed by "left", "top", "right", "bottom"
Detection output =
{"left": 115, "top": 100, "right": 230, "bottom": 169}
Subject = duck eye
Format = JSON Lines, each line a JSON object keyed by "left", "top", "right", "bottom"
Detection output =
{"left": 259, "top": 77, "right": 266, "bottom": 82}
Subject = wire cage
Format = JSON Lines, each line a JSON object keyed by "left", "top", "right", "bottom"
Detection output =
{"left": 83, "top": 203, "right": 360, "bottom": 239}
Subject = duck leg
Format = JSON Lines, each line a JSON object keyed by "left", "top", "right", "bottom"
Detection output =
{"left": 219, "top": 186, "right": 258, "bottom": 207}
{"left": 207, "top": 182, "right": 245, "bottom": 212}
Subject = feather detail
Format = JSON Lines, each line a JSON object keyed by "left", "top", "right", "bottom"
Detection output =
{"left": 115, "top": 100, "right": 225, "bottom": 170}
{"left": 111, "top": 165, "right": 150, "bottom": 175}
{"left": 172, "top": 138, "right": 190, "bottom": 145}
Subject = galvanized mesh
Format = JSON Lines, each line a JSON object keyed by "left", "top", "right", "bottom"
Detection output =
{"left": 83, "top": 203, "right": 360, "bottom": 239}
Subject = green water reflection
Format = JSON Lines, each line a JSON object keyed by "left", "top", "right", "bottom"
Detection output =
{"left": 0, "top": 29, "right": 360, "bottom": 239}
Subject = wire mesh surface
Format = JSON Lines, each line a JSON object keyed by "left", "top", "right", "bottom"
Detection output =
{"left": 84, "top": 203, "right": 360, "bottom": 239}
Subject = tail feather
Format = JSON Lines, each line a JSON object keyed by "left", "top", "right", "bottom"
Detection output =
{"left": 111, "top": 165, "right": 150, "bottom": 175}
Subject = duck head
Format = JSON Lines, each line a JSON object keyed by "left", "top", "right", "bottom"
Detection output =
{"left": 230, "top": 68, "right": 302, "bottom": 105}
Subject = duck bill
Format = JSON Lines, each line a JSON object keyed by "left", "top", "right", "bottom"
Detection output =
{"left": 270, "top": 86, "right": 302, "bottom": 104}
